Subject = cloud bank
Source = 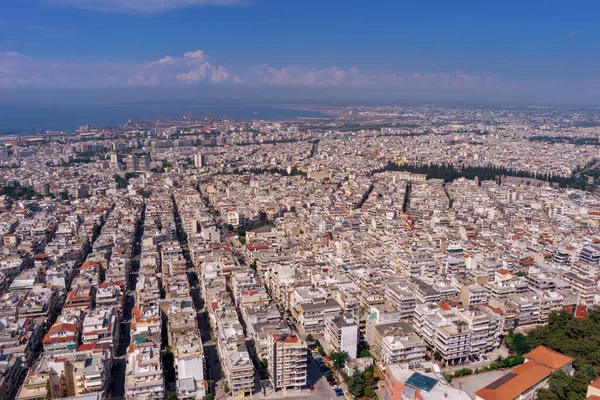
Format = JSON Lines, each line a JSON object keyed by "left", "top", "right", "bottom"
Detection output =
{"left": 0, "top": 49, "right": 519, "bottom": 93}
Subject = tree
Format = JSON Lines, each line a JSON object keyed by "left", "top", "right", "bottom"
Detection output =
{"left": 363, "top": 364, "right": 375, "bottom": 385}
{"left": 505, "top": 332, "right": 531, "bottom": 355}
{"left": 178, "top": 231, "right": 188, "bottom": 243}
{"left": 306, "top": 333, "right": 314, "bottom": 342}
{"left": 202, "top": 395, "right": 214, "bottom": 400}
{"left": 223, "top": 381, "right": 231, "bottom": 394}
{"left": 433, "top": 351, "right": 442, "bottom": 361}
{"left": 347, "top": 367, "right": 366, "bottom": 397}
{"left": 330, "top": 351, "right": 350, "bottom": 369}
{"left": 114, "top": 174, "right": 128, "bottom": 188}
{"left": 166, "top": 394, "right": 178, "bottom": 400}
{"left": 358, "top": 348, "right": 372, "bottom": 358}
{"left": 364, "top": 385, "right": 376, "bottom": 398}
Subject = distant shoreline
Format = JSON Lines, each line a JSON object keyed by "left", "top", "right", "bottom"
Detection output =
{"left": 0, "top": 104, "right": 333, "bottom": 135}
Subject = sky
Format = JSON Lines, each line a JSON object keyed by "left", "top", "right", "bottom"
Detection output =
{"left": 1, "top": 0, "right": 599, "bottom": 104}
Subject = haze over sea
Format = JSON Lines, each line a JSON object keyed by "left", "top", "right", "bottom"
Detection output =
{"left": 0, "top": 102, "right": 331, "bottom": 135}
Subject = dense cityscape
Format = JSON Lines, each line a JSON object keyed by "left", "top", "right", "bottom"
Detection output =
{"left": 0, "top": 104, "right": 598, "bottom": 400}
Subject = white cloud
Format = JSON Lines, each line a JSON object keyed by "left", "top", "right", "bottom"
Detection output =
{"left": 253, "top": 65, "right": 503, "bottom": 90}
{"left": 146, "top": 55, "right": 174, "bottom": 68}
{"left": 183, "top": 50, "right": 205, "bottom": 60}
{"left": 0, "top": 49, "right": 237, "bottom": 87}
{"left": 0, "top": 49, "right": 516, "bottom": 93}
{"left": 48, "top": 0, "right": 246, "bottom": 14}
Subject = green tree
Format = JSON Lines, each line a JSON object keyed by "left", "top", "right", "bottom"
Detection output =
{"left": 331, "top": 351, "right": 350, "bottom": 369}
{"left": 359, "top": 348, "right": 372, "bottom": 358}
{"left": 223, "top": 381, "right": 231, "bottom": 394}
{"left": 166, "top": 394, "right": 178, "bottom": 400}
{"left": 364, "top": 385, "right": 376, "bottom": 398}
{"left": 178, "top": 231, "right": 188, "bottom": 243}
{"left": 306, "top": 333, "right": 313, "bottom": 342}
{"left": 347, "top": 367, "right": 366, "bottom": 397}
{"left": 114, "top": 174, "right": 128, "bottom": 188}
{"left": 505, "top": 332, "right": 531, "bottom": 355}
{"left": 202, "top": 394, "right": 215, "bottom": 400}
{"left": 536, "top": 370, "right": 574, "bottom": 400}
{"left": 433, "top": 351, "right": 442, "bottom": 361}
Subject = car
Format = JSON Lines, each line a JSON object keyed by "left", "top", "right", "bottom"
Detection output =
{"left": 334, "top": 388, "right": 344, "bottom": 397}
{"left": 309, "top": 384, "right": 315, "bottom": 391}
{"left": 328, "top": 380, "right": 337, "bottom": 386}
{"left": 315, "top": 357, "right": 323, "bottom": 363}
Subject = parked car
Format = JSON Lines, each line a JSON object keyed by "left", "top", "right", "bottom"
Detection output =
{"left": 309, "top": 384, "right": 315, "bottom": 391}
{"left": 328, "top": 380, "right": 338, "bottom": 386}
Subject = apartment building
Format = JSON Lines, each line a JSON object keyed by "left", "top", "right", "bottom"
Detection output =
{"left": 459, "top": 283, "right": 490, "bottom": 307}
{"left": 268, "top": 334, "right": 307, "bottom": 391}
{"left": 324, "top": 314, "right": 358, "bottom": 359}
{"left": 414, "top": 304, "right": 501, "bottom": 364}
{"left": 81, "top": 308, "right": 119, "bottom": 350}
{"left": 17, "top": 351, "right": 108, "bottom": 400}
{"left": 384, "top": 281, "right": 417, "bottom": 318}
{"left": 223, "top": 342, "right": 255, "bottom": 398}
{"left": 124, "top": 339, "right": 164, "bottom": 400}
{"left": 372, "top": 321, "right": 425, "bottom": 365}
{"left": 294, "top": 298, "right": 342, "bottom": 336}
{"left": 562, "top": 272, "right": 596, "bottom": 305}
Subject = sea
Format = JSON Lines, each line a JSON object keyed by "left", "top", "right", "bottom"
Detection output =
{"left": 0, "top": 103, "right": 332, "bottom": 135}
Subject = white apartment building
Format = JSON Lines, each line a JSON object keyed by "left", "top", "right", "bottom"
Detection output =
{"left": 324, "top": 314, "right": 358, "bottom": 359}
{"left": 268, "top": 334, "right": 307, "bottom": 391}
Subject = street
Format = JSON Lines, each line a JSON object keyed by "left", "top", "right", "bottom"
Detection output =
{"left": 109, "top": 205, "right": 144, "bottom": 400}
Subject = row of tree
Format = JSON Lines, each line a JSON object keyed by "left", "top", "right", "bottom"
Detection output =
{"left": 529, "top": 135, "right": 600, "bottom": 146}
{"left": 229, "top": 166, "right": 307, "bottom": 177}
{"left": 379, "top": 162, "right": 591, "bottom": 190}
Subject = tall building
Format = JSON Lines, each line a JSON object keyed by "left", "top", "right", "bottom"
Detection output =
{"left": 193, "top": 153, "right": 206, "bottom": 168}
{"left": 268, "top": 333, "right": 307, "bottom": 391}
{"left": 324, "top": 314, "right": 358, "bottom": 359}
{"left": 126, "top": 155, "right": 139, "bottom": 171}
{"left": 110, "top": 153, "right": 120, "bottom": 166}
{"left": 139, "top": 155, "right": 151, "bottom": 171}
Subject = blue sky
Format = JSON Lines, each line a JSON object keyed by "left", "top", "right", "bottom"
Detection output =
{"left": 1, "top": 0, "right": 599, "bottom": 103}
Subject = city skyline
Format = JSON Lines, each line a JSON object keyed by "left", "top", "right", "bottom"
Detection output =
{"left": 2, "top": 1, "right": 599, "bottom": 104}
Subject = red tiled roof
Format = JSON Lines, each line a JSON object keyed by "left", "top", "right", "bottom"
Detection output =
{"left": 526, "top": 346, "right": 574, "bottom": 370}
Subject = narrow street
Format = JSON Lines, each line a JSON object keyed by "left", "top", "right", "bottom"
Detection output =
{"left": 110, "top": 203, "right": 145, "bottom": 400}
